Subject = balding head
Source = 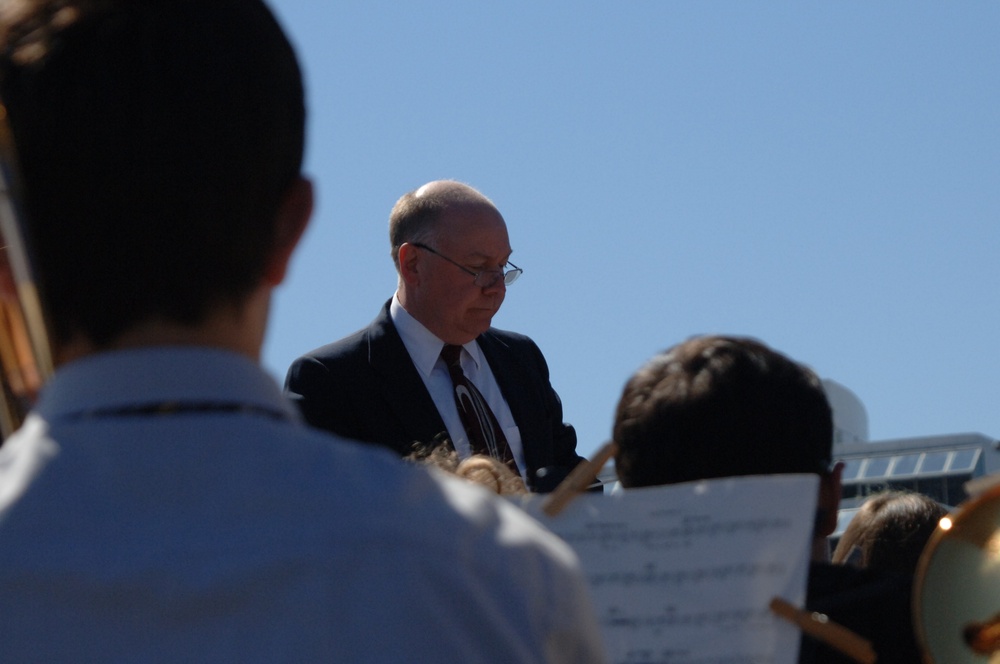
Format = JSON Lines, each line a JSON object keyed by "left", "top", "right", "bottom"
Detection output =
{"left": 390, "top": 180, "right": 513, "bottom": 344}
{"left": 413, "top": 180, "right": 494, "bottom": 205}
{"left": 389, "top": 180, "right": 499, "bottom": 270}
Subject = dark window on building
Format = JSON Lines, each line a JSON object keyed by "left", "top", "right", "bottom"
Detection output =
{"left": 841, "top": 459, "right": 863, "bottom": 482}
{"left": 888, "top": 479, "right": 918, "bottom": 493}
{"left": 892, "top": 454, "right": 920, "bottom": 476}
{"left": 946, "top": 474, "right": 972, "bottom": 505}
{"left": 863, "top": 457, "right": 891, "bottom": 479}
{"left": 915, "top": 477, "right": 947, "bottom": 504}
{"left": 920, "top": 452, "right": 949, "bottom": 474}
{"left": 950, "top": 449, "right": 979, "bottom": 473}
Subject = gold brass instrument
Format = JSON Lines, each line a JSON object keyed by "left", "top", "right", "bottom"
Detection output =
{"left": 0, "top": 103, "right": 53, "bottom": 440}
{"left": 914, "top": 482, "right": 1000, "bottom": 663}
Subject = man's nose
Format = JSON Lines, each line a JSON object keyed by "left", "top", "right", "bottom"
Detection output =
{"left": 482, "top": 273, "right": 506, "bottom": 294}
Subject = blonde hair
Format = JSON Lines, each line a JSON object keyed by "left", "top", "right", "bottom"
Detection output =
{"left": 407, "top": 436, "right": 527, "bottom": 496}
{"left": 455, "top": 456, "right": 528, "bottom": 496}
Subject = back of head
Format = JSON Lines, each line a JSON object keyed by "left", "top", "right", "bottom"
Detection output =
{"left": 406, "top": 434, "right": 528, "bottom": 496}
{"left": 613, "top": 335, "right": 833, "bottom": 488}
{"left": 0, "top": 0, "right": 305, "bottom": 347}
{"left": 455, "top": 456, "right": 528, "bottom": 496}
{"left": 832, "top": 490, "right": 947, "bottom": 577}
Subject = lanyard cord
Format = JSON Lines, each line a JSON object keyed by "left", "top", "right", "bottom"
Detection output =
{"left": 61, "top": 401, "right": 291, "bottom": 422}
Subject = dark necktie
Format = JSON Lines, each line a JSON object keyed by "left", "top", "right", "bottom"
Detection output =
{"left": 440, "top": 344, "right": 519, "bottom": 475}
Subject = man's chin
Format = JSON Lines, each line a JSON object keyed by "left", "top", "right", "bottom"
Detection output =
{"left": 460, "top": 317, "right": 494, "bottom": 340}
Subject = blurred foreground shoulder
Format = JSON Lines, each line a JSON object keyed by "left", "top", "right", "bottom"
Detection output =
{"left": 283, "top": 430, "right": 608, "bottom": 663}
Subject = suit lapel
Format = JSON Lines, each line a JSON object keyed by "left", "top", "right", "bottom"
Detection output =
{"left": 478, "top": 331, "right": 534, "bottom": 444}
{"left": 367, "top": 302, "right": 449, "bottom": 447}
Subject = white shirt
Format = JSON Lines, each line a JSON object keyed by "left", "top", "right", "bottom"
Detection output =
{"left": 0, "top": 346, "right": 605, "bottom": 663}
{"left": 390, "top": 295, "right": 528, "bottom": 476}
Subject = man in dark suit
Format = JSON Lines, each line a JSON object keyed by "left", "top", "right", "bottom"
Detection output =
{"left": 285, "top": 180, "right": 584, "bottom": 492}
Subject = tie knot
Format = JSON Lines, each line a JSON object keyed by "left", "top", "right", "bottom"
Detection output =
{"left": 441, "top": 344, "right": 464, "bottom": 369}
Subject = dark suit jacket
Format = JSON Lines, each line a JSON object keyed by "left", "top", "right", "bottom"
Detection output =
{"left": 284, "top": 300, "right": 584, "bottom": 492}
{"left": 801, "top": 562, "right": 921, "bottom": 664}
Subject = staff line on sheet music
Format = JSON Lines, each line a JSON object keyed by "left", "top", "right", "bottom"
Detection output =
{"left": 559, "top": 517, "right": 795, "bottom": 551}
{"left": 603, "top": 605, "right": 773, "bottom": 632}
{"left": 616, "top": 648, "right": 779, "bottom": 664}
{"left": 590, "top": 561, "right": 788, "bottom": 589}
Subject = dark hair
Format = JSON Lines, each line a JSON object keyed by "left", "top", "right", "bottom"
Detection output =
{"left": 832, "top": 490, "right": 947, "bottom": 576}
{"left": 613, "top": 335, "right": 833, "bottom": 488}
{"left": 0, "top": 0, "right": 305, "bottom": 347}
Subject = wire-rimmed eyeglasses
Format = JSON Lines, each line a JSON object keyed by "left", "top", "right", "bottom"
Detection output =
{"left": 412, "top": 242, "right": 523, "bottom": 288}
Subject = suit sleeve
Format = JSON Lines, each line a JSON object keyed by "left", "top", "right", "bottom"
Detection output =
{"left": 284, "top": 354, "right": 341, "bottom": 434}
{"left": 284, "top": 351, "right": 389, "bottom": 448}
{"left": 520, "top": 337, "right": 586, "bottom": 490}
{"left": 284, "top": 343, "right": 433, "bottom": 457}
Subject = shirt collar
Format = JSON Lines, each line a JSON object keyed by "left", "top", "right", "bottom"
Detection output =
{"left": 34, "top": 346, "right": 298, "bottom": 423}
{"left": 390, "top": 294, "right": 483, "bottom": 376}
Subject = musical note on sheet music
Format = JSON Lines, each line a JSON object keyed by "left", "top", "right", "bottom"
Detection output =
{"left": 527, "top": 475, "right": 818, "bottom": 664}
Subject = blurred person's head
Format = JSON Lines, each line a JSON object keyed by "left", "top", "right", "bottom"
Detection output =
{"left": 613, "top": 335, "right": 841, "bottom": 551}
{"left": 0, "top": 0, "right": 311, "bottom": 358}
{"left": 407, "top": 435, "right": 528, "bottom": 496}
{"left": 832, "top": 490, "right": 948, "bottom": 577}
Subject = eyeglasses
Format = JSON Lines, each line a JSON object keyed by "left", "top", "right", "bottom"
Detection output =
{"left": 412, "top": 242, "right": 523, "bottom": 288}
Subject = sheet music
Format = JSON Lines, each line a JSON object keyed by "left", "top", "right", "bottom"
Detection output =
{"left": 527, "top": 475, "right": 818, "bottom": 664}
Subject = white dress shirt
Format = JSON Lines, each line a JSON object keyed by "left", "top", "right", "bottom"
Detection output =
{"left": 0, "top": 346, "right": 605, "bottom": 663}
{"left": 391, "top": 295, "right": 528, "bottom": 477}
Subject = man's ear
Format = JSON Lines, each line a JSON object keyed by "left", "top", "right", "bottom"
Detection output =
{"left": 397, "top": 242, "right": 422, "bottom": 286}
{"left": 816, "top": 461, "right": 844, "bottom": 538}
{"left": 264, "top": 177, "right": 313, "bottom": 286}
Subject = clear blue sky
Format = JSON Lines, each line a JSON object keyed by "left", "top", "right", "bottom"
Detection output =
{"left": 261, "top": 1, "right": 1000, "bottom": 461}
